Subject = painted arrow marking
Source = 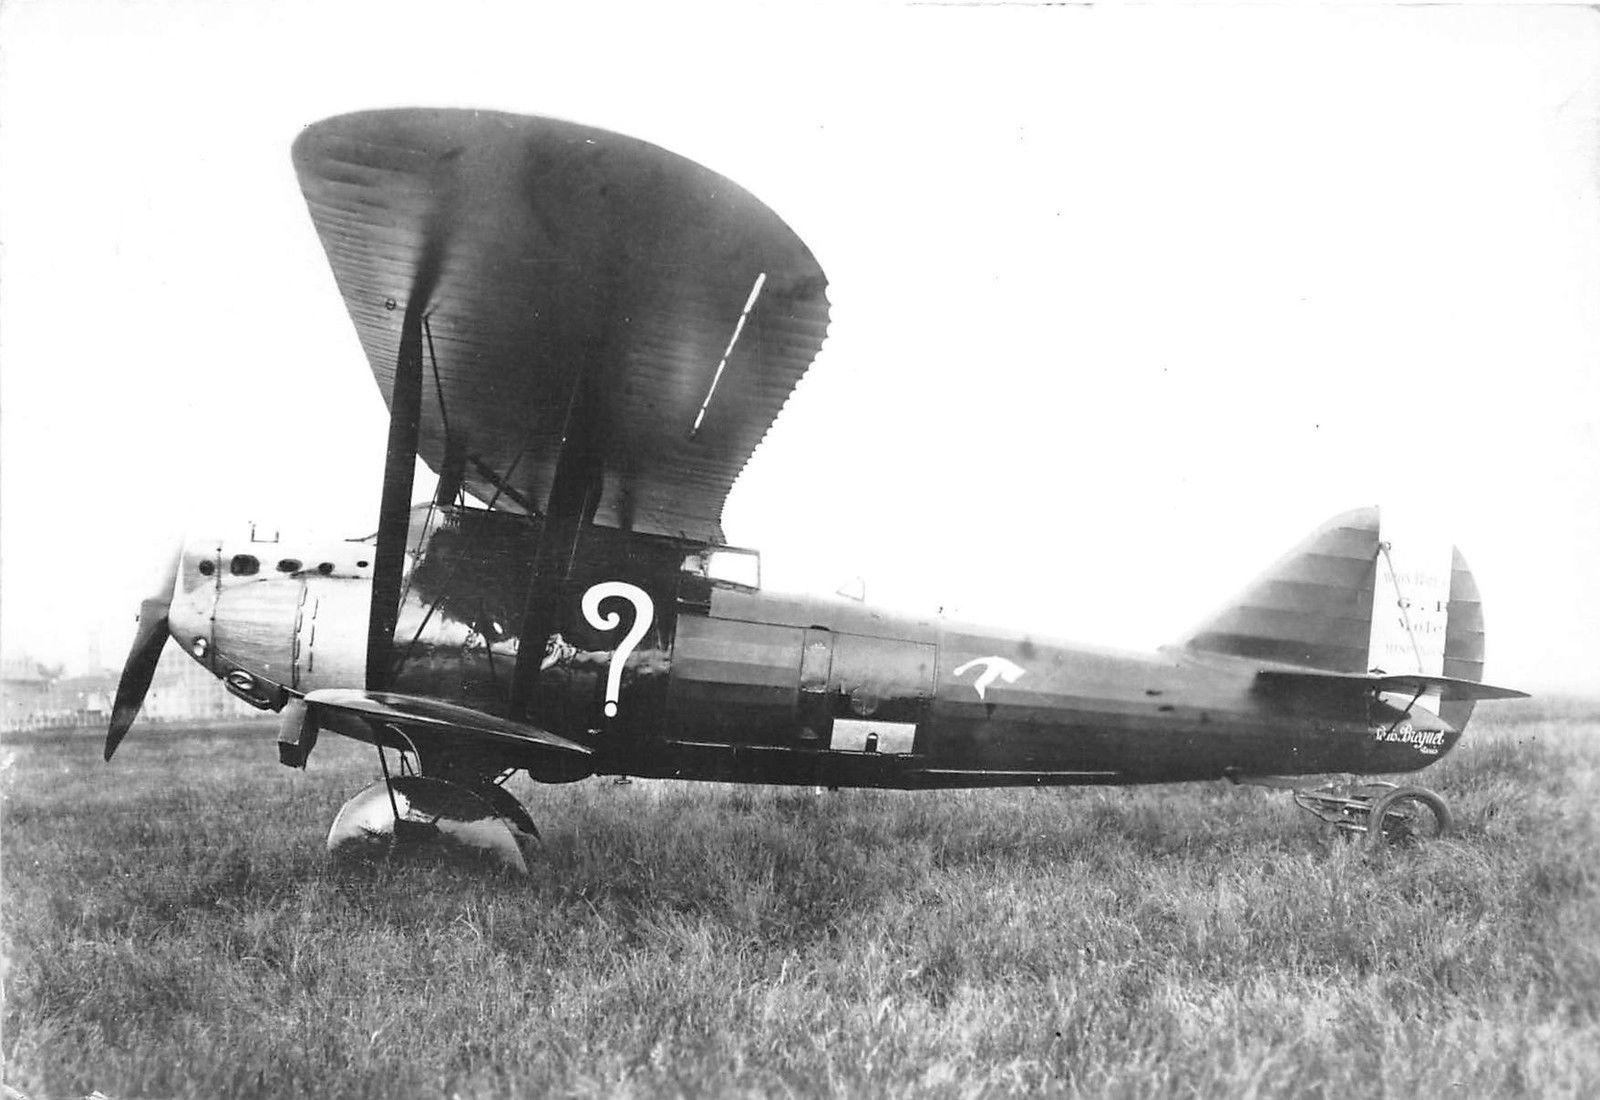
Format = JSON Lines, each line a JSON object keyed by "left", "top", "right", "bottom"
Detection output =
{"left": 952, "top": 656, "right": 1027, "bottom": 700}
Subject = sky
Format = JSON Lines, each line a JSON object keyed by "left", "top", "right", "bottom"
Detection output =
{"left": 2, "top": 0, "right": 1597, "bottom": 694}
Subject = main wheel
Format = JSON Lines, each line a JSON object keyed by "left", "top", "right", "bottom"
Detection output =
{"left": 1366, "top": 785, "right": 1452, "bottom": 848}
{"left": 327, "top": 776, "right": 530, "bottom": 874}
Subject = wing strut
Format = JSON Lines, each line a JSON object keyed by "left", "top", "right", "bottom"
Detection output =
{"left": 425, "top": 315, "right": 467, "bottom": 508}
{"left": 367, "top": 302, "right": 426, "bottom": 691}
{"left": 508, "top": 317, "right": 612, "bottom": 717}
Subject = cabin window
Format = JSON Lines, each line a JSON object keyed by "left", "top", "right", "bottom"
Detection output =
{"left": 230, "top": 554, "right": 259, "bottom": 577}
{"left": 682, "top": 547, "right": 761, "bottom": 591}
{"left": 709, "top": 549, "right": 760, "bottom": 590}
{"left": 198, "top": 560, "right": 216, "bottom": 577}
{"left": 317, "top": 562, "right": 335, "bottom": 575}
{"left": 276, "top": 558, "right": 302, "bottom": 573}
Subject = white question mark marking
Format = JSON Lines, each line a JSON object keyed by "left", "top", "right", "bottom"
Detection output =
{"left": 581, "top": 581, "right": 655, "bottom": 718}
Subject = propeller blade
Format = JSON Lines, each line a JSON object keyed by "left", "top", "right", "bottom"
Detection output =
{"left": 105, "top": 550, "right": 181, "bottom": 761}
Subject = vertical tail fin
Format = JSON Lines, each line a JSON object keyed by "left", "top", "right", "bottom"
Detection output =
{"left": 1181, "top": 506, "right": 1490, "bottom": 730}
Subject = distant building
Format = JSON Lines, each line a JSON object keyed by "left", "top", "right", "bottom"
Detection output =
{"left": 1, "top": 649, "right": 259, "bottom": 730}
{"left": 51, "top": 672, "right": 114, "bottom": 721}
{"left": 143, "top": 653, "right": 262, "bottom": 722}
{"left": 1, "top": 656, "right": 59, "bottom": 729}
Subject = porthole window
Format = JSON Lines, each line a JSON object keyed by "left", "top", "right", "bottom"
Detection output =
{"left": 318, "top": 562, "right": 335, "bottom": 576}
{"left": 230, "top": 554, "right": 260, "bottom": 577}
{"left": 276, "top": 558, "right": 302, "bottom": 573}
{"left": 356, "top": 560, "right": 369, "bottom": 569}
{"left": 197, "top": 560, "right": 216, "bottom": 577}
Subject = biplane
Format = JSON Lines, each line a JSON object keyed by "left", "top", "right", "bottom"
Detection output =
{"left": 107, "top": 108, "right": 1527, "bottom": 871}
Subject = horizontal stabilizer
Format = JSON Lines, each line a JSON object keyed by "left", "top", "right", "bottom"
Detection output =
{"left": 1255, "top": 669, "right": 1529, "bottom": 702}
{"left": 300, "top": 689, "right": 593, "bottom": 756}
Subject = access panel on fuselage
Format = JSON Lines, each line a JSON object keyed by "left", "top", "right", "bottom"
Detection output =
{"left": 668, "top": 614, "right": 804, "bottom": 745}
{"left": 821, "top": 631, "right": 934, "bottom": 755}
{"left": 668, "top": 617, "right": 935, "bottom": 755}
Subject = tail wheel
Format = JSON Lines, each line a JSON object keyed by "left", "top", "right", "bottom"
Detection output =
{"left": 1366, "top": 785, "right": 1452, "bottom": 848}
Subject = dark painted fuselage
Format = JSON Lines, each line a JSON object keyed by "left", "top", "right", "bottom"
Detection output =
{"left": 179, "top": 504, "right": 1456, "bottom": 788}
{"left": 610, "top": 588, "right": 1448, "bottom": 788}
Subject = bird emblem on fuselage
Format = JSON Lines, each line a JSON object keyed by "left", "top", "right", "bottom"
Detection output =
{"left": 952, "top": 656, "right": 1027, "bottom": 700}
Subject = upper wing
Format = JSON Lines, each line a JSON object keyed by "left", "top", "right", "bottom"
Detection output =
{"left": 293, "top": 108, "right": 831, "bottom": 541}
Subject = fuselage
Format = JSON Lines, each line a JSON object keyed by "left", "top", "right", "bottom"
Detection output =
{"left": 167, "top": 505, "right": 1459, "bottom": 788}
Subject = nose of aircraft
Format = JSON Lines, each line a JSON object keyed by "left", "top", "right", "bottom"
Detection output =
{"left": 104, "top": 543, "right": 189, "bottom": 761}
{"left": 164, "top": 541, "right": 219, "bottom": 661}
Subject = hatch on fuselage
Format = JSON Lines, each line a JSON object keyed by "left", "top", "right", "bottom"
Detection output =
{"left": 667, "top": 596, "right": 935, "bottom": 757}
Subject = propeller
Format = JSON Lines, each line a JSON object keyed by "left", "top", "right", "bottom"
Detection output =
{"left": 105, "top": 548, "right": 182, "bottom": 761}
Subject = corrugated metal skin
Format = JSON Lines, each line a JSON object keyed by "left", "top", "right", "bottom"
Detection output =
{"left": 1185, "top": 507, "right": 1380, "bottom": 671}
{"left": 293, "top": 109, "right": 831, "bottom": 542}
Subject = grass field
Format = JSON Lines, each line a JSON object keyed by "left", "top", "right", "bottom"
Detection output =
{"left": 3, "top": 700, "right": 1597, "bottom": 1098}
